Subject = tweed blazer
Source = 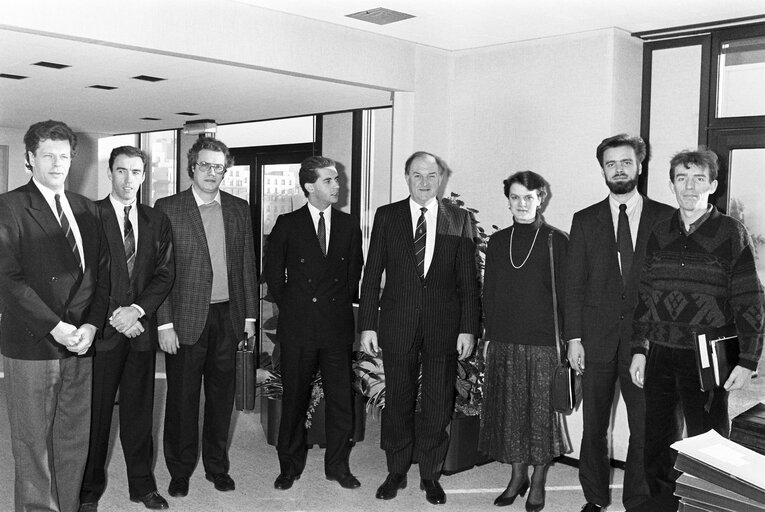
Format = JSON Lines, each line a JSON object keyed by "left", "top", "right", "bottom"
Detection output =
{"left": 155, "top": 188, "right": 258, "bottom": 345}
{"left": 97, "top": 198, "right": 174, "bottom": 351}
{"left": 264, "top": 204, "right": 363, "bottom": 347}
{"left": 0, "top": 179, "right": 110, "bottom": 360}
{"left": 564, "top": 195, "right": 674, "bottom": 363}
{"left": 358, "top": 198, "right": 481, "bottom": 355}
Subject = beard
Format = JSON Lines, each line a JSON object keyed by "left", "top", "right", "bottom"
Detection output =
{"left": 606, "top": 174, "right": 638, "bottom": 194}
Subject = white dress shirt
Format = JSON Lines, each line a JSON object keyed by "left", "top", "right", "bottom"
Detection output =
{"left": 32, "top": 177, "right": 84, "bottom": 271}
{"left": 409, "top": 197, "right": 438, "bottom": 277}
{"left": 307, "top": 201, "right": 331, "bottom": 252}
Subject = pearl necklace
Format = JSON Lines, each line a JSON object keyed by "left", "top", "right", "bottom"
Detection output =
{"left": 509, "top": 225, "right": 541, "bottom": 269}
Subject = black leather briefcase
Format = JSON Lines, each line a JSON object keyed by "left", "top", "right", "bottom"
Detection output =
{"left": 235, "top": 331, "right": 256, "bottom": 411}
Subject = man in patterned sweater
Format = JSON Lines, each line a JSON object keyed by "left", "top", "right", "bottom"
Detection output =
{"left": 629, "top": 148, "right": 764, "bottom": 507}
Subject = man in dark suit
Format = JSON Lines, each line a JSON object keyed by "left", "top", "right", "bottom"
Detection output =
{"left": 155, "top": 137, "right": 258, "bottom": 499}
{"left": 359, "top": 151, "right": 480, "bottom": 506}
{"left": 0, "top": 120, "right": 109, "bottom": 512}
{"left": 564, "top": 134, "right": 675, "bottom": 512}
{"left": 79, "top": 146, "right": 174, "bottom": 511}
{"left": 264, "top": 156, "right": 364, "bottom": 492}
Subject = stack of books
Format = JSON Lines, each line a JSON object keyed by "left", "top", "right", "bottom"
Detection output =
{"left": 730, "top": 403, "right": 765, "bottom": 456}
{"left": 671, "top": 430, "right": 765, "bottom": 511}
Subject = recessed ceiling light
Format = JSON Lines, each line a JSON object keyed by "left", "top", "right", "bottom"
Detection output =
{"left": 33, "top": 61, "right": 71, "bottom": 69}
{"left": 140, "top": 117, "right": 162, "bottom": 121}
{"left": 132, "top": 75, "right": 166, "bottom": 82}
{"left": 176, "top": 112, "right": 200, "bottom": 116}
{"left": 346, "top": 7, "right": 414, "bottom": 25}
{"left": 0, "top": 73, "right": 27, "bottom": 80}
{"left": 88, "top": 85, "right": 118, "bottom": 90}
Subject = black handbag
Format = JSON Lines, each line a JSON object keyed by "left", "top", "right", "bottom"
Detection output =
{"left": 235, "top": 329, "right": 257, "bottom": 411}
{"left": 548, "top": 232, "right": 581, "bottom": 414}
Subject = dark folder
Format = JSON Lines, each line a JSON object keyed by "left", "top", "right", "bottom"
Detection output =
{"left": 235, "top": 331, "right": 257, "bottom": 411}
{"left": 692, "top": 325, "right": 739, "bottom": 392}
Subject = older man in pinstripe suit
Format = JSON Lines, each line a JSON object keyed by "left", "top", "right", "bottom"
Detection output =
{"left": 155, "top": 137, "right": 258, "bottom": 499}
{"left": 359, "top": 151, "right": 481, "bottom": 506}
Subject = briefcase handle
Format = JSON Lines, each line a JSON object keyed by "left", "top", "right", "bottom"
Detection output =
{"left": 238, "top": 318, "right": 259, "bottom": 352}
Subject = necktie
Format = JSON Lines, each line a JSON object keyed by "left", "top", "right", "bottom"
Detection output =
{"left": 318, "top": 211, "right": 327, "bottom": 256}
{"left": 55, "top": 194, "right": 82, "bottom": 270}
{"left": 617, "top": 203, "right": 633, "bottom": 286}
{"left": 414, "top": 207, "right": 427, "bottom": 279}
{"left": 124, "top": 205, "right": 136, "bottom": 277}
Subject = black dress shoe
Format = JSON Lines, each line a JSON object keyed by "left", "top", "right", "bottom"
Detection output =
{"left": 78, "top": 503, "right": 98, "bottom": 512}
{"left": 168, "top": 477, "right": 189, "bottom": 498}
{"left": 274, "top": 473, "right": 300, "bottom": 490}
{"left": 420, "top": 479, "right": 446, "bottom": 505}
{"left": 326, "top": 473, "right": 361, "bottom": 489}
{"left": 581, "top": 504, "right": 602, "bottom": 512}
{"left": 375, "top": 473, "right": 407, "bottom": 500}
{"left": 206, "top": 472, "right": 235, "bottom": 492}
{"left": 525, "top": 487, "right": 545, "bottom": 512}
{"left": 130, "top": 491, "right": 169, "bottom": 510}
{"left": 494, "top": 478, "right": 529, "bottom": 506}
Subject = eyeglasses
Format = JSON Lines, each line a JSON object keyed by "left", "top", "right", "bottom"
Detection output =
{"left": 196, "top": 162, "right": 226, "bottom": 175}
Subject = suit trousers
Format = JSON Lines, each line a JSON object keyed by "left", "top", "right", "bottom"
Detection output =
{"left": 80, "top": 341, "right": 157, "bottom": 502}
{"left": 381, "top": 344, "right": 457, "bottom": 480}
{"left": 277, "top": 343, "right": 354, "bottom": 477}
{"left": 4, "top": 355, "right": 92, "bottom": 512}
{"left": 163, "top": 302, "right": 237, "bottom": 478}
{"left": 644, "top": 344, "right": 728, "bottom": 499}
{"left": 579, "top": 354, "right": 649, "bottom": 509}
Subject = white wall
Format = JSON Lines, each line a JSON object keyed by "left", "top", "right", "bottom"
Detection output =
{"left": 445, "top": 29, "right": 643, "bottom": 235}
{"left": 0, "top": 127, "right": 28, "bottom": 191}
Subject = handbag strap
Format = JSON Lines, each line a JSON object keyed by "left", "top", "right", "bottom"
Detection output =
{"left": 548, "top": 231, "right": 563, "bottom": 363}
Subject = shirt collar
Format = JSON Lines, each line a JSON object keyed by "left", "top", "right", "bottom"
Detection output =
{"left": 307, "top": 201, "right": 331, "bottom": 220}
{"left": 608, "top": 190, "right": 642, "bottom": 214}
{"left": 191, "top": 186, "right": 221, "bottom": 207}
{"left": 678, "top": 205, "right": 714, "bottom": 235}
{"left": 31, "top": 176, "right": 62, "bottom": 204}
{"left": 108, "top": 193, "right": 136, "bottom": 214}
{"left": 409, "top": 197, "right": 438, "bottom": 215}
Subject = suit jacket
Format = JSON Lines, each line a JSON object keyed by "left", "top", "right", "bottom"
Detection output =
{"left": 264, "top": 204, "right": 363, "bottom": 347}
{"left": 97, "top": 197, "right": 175, "bottom": 352}
{"left": 0, "top": 180, "right": 110, "bottom": 360}
{"left": 358, "top": 198, "right": 481, "bottom": 355}
{"left": 564, "top": 195, "right": 674, "bottom": 363}
{"left": 155, "top": 188, "right": 258, "bottom": 345}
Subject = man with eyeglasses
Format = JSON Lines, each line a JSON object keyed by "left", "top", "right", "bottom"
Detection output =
{"left": 154, "top": 137, "right": 258, "bottom": 499}
{"left": 564, "top": 134, "right": 674, "bottom": 512}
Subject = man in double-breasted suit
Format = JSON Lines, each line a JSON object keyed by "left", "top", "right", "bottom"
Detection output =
{"left": 564, "top": 134, "right": 675, "bottom": 512}
{"left": 0, "top": 120, "right": 109, "bottom": 512}
{"left": 359, "top": 151, "right": 481, "bottom": 506}
{"left": 264, "top": 156, "right": 364, "bottom": 492}
{"left": 79, "top": 146, "right": 174, "bottom": 511}
{"left": 155, "top": 137, "right": 258, "bottom": 499}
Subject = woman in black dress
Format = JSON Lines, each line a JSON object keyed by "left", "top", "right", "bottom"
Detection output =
{"left": 479, "top": 171, "right": 569, "bottom": 511}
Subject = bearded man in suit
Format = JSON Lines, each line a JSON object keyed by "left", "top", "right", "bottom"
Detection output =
{"left": 0, "top": 119, "right": 109, "bottom": 512}
{"left": 79, "top": 146, "right": 174, "bottom": 512}
{"left": 564, "top": 134, "right": 675, "bottom": 512}
{"left": 359, "top": 151, "right": 480, "bottom": 506}
{"left": 155, "top": 137, "right": 258, "bottom": 498}
{"left": 264, "top": 156, "right": 364, "bottom": 492}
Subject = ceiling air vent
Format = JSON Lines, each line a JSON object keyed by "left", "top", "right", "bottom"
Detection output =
{"left": 88, "top": 85, "right": 117, "bottom": 90}
{"left": 132, "top": 75, "right": 166, "bottom": 82}
{"left": 0, "top": 73, "right": 27, "bottom": 80}
{"left": 33, "top": 61, "right": 70, "bottom": 69}
{"left": 346, "top": 7, "right": 414, "bottom": 25}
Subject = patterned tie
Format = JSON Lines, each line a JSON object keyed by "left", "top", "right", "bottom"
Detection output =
{"left": 54, "top": 193, "right": 82, "bottom": 270}
{"left": 414, "top": 207, "right": 427, "bottom": 279}
{"left": 124, "top": 205, "right": 136, "bottom": 278}
{"left": 318, "top": 211, "right": 327, "bottom": 256}
{"left": 617, "top": 203, "right": 633, "bottom": 286}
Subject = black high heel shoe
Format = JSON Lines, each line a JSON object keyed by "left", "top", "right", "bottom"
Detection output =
{"left": 493, "top": 478, "right": 530, "bottom": 507}
{"left": 525, "top": 486, "right": 545, "bottom": 512}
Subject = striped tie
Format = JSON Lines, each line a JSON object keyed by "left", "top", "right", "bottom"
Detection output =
{"left": 124, "top": 205, "right": 135, "bottom": 278}
{"left": 54, "top": 194, "right": 82, "bottom": 270}
{"left": 414, "top": 207, "right": 427, "bottom": 279}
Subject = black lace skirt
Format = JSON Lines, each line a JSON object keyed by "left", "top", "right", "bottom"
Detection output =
{"left": 478, "top": 341, "right": 572, "bottom": 465}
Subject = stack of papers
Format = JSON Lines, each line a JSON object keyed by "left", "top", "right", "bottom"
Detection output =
{"left": 671, "top": 430, "right": 765, "bottom": 511}
{"left": 730, "top": 403, "right": 765, "bottom": 456}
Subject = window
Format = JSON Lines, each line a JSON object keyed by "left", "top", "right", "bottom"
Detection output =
{"left": 717, "top": 35, "right": 765, "bottom": 118}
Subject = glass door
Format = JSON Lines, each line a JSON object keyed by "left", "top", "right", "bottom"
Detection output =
{"left": 230, "top": 144, "right": 315, "bottom": 365}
